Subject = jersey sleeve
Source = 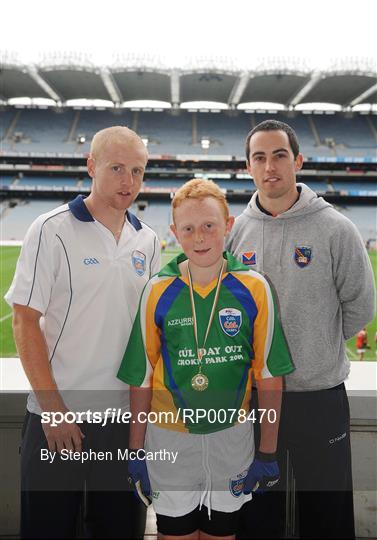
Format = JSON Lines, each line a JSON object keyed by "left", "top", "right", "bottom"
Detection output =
{"left": 4, "top": 216, "right": 55, "bottom": 315}
{"left": 117, "top": 279, "right": 161, "bottom": 387}
{"left": 247, "top": 271, "right": 294, "bottom": 380}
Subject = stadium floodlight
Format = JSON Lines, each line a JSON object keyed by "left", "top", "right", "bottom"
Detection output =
{"left": 142, "top": 138, "right": 149, "bottom": 147}
{"left": 7, "top": 97, "right": 57, "bottom": 107}
{"left": 181, "top": 101, "right": 228, "bottom": 110}
{"left": 352, "top": 104, "right": 377, "bottom": 113}
{"left": 77, "top": 135, "right": 86, "bottom": 145}
{"left": 66, "top": 99, "right": 114, "bottom": 108}
{"left": 295, "top": 103, "right": 342, "bottom": 112}
{"left": 201, "top": 138, "right": 210, "bottom": 150}
{"left": 237, "top": 102, "right": 285, "bottom": 111}
{"left": 121, "top": 100, "right": 171, "bottom": 109}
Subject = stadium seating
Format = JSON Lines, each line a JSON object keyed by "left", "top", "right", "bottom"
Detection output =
{"left": 314, "top": 115, "right": 375, "bottom": 151}
{"left": 137, "top": 111, "right": 193, "bottom": 155}
{"left": 1, "top": 108, "right": 375, "bottom": 159}
{"left": 0, "top": 109, "right": 16, "bottom": 140}
{"left": 1, "top": 199, "right": 66, "bottom": 240}
{"left": 337, "top": 205, "right": 377, "bottom": 241}
{"left": 75, "top": 110, "right": 131, "bottom": 150}
{"left": 1, "top": 109, "right": 77, "bottom": 153}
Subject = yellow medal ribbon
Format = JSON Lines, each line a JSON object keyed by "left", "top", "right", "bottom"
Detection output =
{"left": 187, "top": 258, "right": 225, "bottom": 391}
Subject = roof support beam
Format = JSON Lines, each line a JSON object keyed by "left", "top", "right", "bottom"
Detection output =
{"left": 348, "top": 82, "right": 377, "bottom": 107}
{"left": 228, "top": 72, "right": 250, "bottom": 107}
{"left": 289, "top": 72, "right": 323, "bottom": 107}
{"left": 170, "top": 70, "right": 180, "bottom": 107}
{"left": 27, "top": 66, "right": 62, "bottom": 102}
{"left": 100, "top": 68, "right": 122, "bottom": 104}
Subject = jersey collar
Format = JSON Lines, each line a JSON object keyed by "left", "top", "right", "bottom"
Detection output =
{"left": 159, "top": 251, "right": 248, "bottom": 278}
{"left": 68, "top": 195, "right": 142, "bottom": 231}
{"left": 68, "top": 195, "right": 94, "bottom": 222}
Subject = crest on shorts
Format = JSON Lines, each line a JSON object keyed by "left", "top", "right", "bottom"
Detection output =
{"left": 132, "top": 250, "right": 146, "bottom": 276}
{"left": 294, "top": 246, "right": 312, "bottom": 268}
{"left": 241, "top": 251, "right": 257, "bottom": 266}
{"left": 219, "top": 308, "right": 242, "bottom": 337}
{"left": 229, "top": 469, "right": 248, "bottom": 498}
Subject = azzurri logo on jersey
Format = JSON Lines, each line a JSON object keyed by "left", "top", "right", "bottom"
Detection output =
{"left": 241, "top": 250, "right": 257, "bottom": 266}
{"left": 132, "top": 250, "right": 146, "bottom": 276}
{"left": 294, "top": 246, "right": 312, "bottom": 268}
{"left": 229, "top": 469, "right": 248, "bottom": 498}
{"left": 83, "top": 257, "right": 99, "bottom": 265}
{"left": 219, "top": 308, "right": 242, "bottom": 337}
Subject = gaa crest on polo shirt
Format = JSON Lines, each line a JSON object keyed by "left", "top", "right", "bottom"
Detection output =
{"left": 241, "top": 250, "right": 257, "bottom": 266}
{"left": 229, "top": 469, "right": 248, "bottom": 498}
{"left": 294, "top": 246, "right": 312, "bottom": 268}
{"left": 219, "top": 308, "right": 242, "bottom": 337}
{"left": 132, "top": 250, "right": 146, "bottom": 276}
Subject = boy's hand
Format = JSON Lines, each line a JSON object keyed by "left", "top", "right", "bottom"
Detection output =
{"left": 128, "top": 449, "right": 151, "bottom": 506}
{"left": 243, "top": 451, "right": 280, "bottom": 494}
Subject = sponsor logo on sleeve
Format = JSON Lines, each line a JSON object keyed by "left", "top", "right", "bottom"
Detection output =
{"left": 132, "top": 250, "right": 146, "bottom": 276}
{"left": 219, "top": 308, "right": 242, "bottom": 337}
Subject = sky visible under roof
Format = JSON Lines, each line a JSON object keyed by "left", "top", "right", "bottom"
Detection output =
{"left": 1, "top": 0, "right": 376, "bottom": 69}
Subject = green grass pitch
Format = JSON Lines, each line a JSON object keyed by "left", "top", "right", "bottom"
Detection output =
{"left": 1, "top": 246, "right": 376, "bottom": 360}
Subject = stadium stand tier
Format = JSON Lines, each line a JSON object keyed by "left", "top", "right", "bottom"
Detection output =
{"left": 1, "top": 108, "right": 376, "bottom": 159}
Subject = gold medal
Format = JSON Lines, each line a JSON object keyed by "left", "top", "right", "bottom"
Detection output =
{"left": 191, "top": 372, "right": 209, "bottom": 391}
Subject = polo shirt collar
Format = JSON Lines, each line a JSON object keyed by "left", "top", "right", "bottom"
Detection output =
{"left": 68, "top": 195, "right": 142, "bottom": 231}
{"left": 68, "top": 195, "right": 94, "bottom": 222}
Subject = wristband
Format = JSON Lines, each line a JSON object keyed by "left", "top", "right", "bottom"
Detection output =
{"left": 256, "top": 451, "right": 277, "bottom": 462}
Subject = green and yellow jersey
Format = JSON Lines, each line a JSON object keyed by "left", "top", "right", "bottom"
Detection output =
{"left": 117, "top": 252, "right": 294, "bottom": 434}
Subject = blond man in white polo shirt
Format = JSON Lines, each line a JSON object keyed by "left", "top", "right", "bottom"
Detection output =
{"left": 5, "top": 126, "right": 160, "bottom": 539}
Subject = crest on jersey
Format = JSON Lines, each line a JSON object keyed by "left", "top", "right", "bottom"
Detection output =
{"left": 229, "top": 469, "right": 248, "bottom": 498}
{"left": 219, "top": 308, "right": 242, "bottom": 337}
{"left": 241, "top": 251, "right": 257, "bottom": 266}
{"left": 132, "top": 250, "right": 146, "bottom": 276}
{"left": 294, "top": 246, "right": 312, "bottom": 268}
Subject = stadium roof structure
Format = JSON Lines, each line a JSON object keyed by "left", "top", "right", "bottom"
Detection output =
{"left": 1, "top": 54, "right": 376, "bottom": 111}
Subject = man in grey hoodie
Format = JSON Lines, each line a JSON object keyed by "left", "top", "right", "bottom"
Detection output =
{"left": 226, "top": 120, "right": 375, "bottom": 539}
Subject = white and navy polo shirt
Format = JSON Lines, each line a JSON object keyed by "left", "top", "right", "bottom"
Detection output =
{"left": 5, "top": 195, "right": 160, "bottom": 415}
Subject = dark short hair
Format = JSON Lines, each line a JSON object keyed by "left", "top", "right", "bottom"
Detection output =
{"left": 245, "top": 120, "right": 300, "bottom": 162}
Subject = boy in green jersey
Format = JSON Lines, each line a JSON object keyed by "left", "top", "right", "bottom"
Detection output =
{"left": 118, "top": 179, "right": 294, "bottom": 539}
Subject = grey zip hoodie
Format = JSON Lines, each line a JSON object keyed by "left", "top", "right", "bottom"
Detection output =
{"left": 226, "top": 183, "right": 375, "bottom": 391}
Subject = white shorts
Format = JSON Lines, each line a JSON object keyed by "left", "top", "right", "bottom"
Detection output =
{"left": 145, "top": 421, "right": 254, "bottom": 517}
{"left": 357, "top": 348, "right": 366, "bottom": 354}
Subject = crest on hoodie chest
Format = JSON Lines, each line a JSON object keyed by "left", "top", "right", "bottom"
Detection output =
{"left": 241, "top": 250, "right": 257, "bottom": 267}
{"left": 294, "top": 246, "right": 312, "bottom": 268}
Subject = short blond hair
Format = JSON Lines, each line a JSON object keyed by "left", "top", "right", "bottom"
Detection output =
{"left": 172, "top": 178, "right": 229, "bottom": 222}
{"left": 90, "top": 126, "right": 147, "bottom": 160}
